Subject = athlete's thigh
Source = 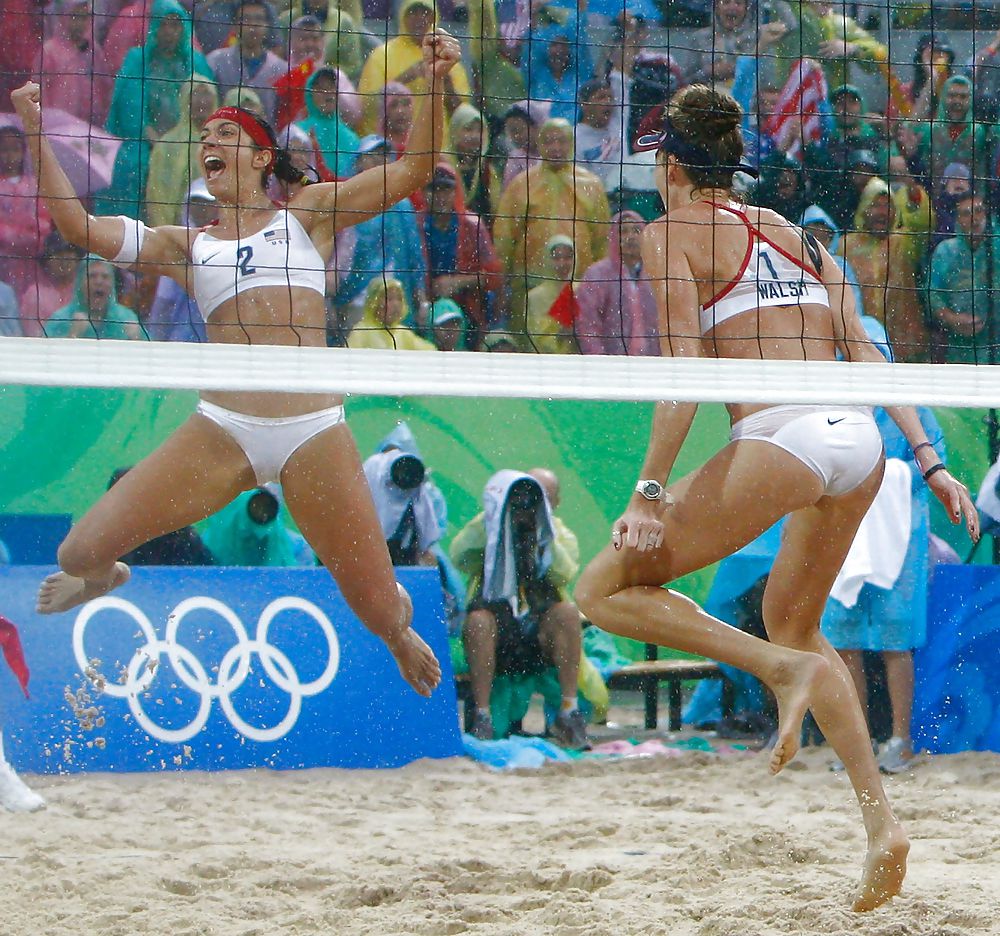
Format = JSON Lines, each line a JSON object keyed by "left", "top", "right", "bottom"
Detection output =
{"left": 763, "top": 460, "right": 885, "bottom": 637}
{"left": 280, "top": 422, "right": 399, "bottom": 614}
{"left": 581, "top": 439, "right": 826, "bottom": 596}
{"left": 66, "top": 412, "right": 256, "bottom": 559}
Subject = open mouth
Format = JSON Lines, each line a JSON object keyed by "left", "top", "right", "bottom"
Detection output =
{"left": 203, "top": 155, "right": 226, "bottom": 181}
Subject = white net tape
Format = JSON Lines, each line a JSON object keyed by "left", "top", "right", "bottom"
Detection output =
{"left": 1, "top": 336, "right": 998, "bottom": 406}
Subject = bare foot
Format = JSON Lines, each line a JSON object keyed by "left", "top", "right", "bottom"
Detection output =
{"left": 768, "top": 651, "right": 830, "bottom": 774}
{"left": 853, "top": 824, "right": 909, "bottom": 911}
{"left": 36, "top": 562, "right": 131, "bottom": 615}
{"left": 386, "top": 627, "right": 441, "bottom": 698}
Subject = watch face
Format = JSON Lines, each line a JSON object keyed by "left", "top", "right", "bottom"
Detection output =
{"left": 641, "top": 481, "right": 661, "bottom": 499}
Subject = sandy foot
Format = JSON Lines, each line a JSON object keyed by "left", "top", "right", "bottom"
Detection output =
{"left": 769, "top": 652, "right": 830, "bottom": 775}
{"left": 853, "top": 826, "right": 910, "bottom": 911}
{"left": 35, "top": 562, "right": 131, "bottom": 615}
{"left": 386, "top": 627, "right": 442, "bottom": 698}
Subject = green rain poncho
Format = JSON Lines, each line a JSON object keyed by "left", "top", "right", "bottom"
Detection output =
{"left": 200, "top": 490, "right": 309, "bottom": 567}
{"left": 295, "top": 66, "right": 360, "bottom": 179}
{"left": 44, "top": 255, "right": 145, "bottom": 340}
{"left": 100, "top": 0, "right": 213, "bottom": 219}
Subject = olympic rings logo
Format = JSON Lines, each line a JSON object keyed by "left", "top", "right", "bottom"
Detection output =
{"left": 72, "top": 596, "right": 340, "bottom": 744}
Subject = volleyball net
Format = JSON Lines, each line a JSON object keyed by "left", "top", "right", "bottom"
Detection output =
{"left": 2, "top": 0, "right": 1000, "bottom": 403}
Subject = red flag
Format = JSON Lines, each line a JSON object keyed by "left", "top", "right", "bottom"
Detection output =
{"left": 763, "top": 59, "right": 829, "bottom": 162}
{"left": 547, "top": 282, "right": 579, "bottom": 328}
{"left": 0, "top": 616, "right": 30, "bottom": 699}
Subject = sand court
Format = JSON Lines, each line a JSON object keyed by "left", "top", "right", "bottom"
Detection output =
{"left": 4, "top": 744, "right": 999, "bottom": 936}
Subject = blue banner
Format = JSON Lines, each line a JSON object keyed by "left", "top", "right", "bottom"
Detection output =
{"left": 0, "top": 566, "right": 462, "bottom": 772}
{"left": 915, "top": 566, "right": 1000, "bottom": 754}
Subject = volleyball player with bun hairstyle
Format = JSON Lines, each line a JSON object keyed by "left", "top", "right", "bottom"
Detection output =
{"left": 10, "top": 28, "right": 462, "bottom": 699}
{"left": 575, "top": 85, "right": 979, "bottom": 912}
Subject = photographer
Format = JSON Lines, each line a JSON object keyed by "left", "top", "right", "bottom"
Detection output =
{"left": 200, "top": 487, "right": 313, "bottom": 567}
{"left": 451, "top": 470, "right": 588, "bottom": 748}
{"left": 364, "top": 423, "right": 466, "bottom": 633}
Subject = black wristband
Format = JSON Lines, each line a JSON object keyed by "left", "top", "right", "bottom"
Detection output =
{"left": 922, "top": 462, "right": 947, "bottom": 482}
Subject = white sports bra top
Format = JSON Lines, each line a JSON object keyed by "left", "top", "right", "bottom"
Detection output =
{"left": 190, "top": 208, "right": 326, "bottom": 319}
{"left": 700, "top": 202, "right": 829, "bottom": 335}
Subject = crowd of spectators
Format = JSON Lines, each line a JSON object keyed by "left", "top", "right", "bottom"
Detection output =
{"left": 1, "top": 0, "right": 1000, "bottom": 362}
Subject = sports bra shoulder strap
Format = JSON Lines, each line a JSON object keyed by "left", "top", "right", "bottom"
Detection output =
{"left": 708, "top": 200, "right": 754, "bottom": 229}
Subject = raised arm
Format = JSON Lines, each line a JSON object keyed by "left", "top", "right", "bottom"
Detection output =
{"left": 612, "top": 220, "right": 703, "bottom": 553}
{"left": 10, "top": 82, "right": 188, "bottom": 279}
{"left": 292, "top": 29, "right": 461, "bottom": 228}
{"left": 821, "top": 239, "right": 980, "bottom": 542}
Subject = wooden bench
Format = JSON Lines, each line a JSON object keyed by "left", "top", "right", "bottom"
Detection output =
{"left": 455, "top": 643, "right": 734, "bottom": 733}
{"left": 606, "top": 646, "right": 735, "bottom": 732}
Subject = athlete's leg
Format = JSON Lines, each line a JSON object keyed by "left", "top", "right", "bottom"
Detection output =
{"left": 37, "top": 413, "right": 255, "bottom": 614}
{"left": 576, "top": 440, "right": 833, "bottom": 773}
{"left": 838, "top": 650, "right": 870, "bottom": 731}
{"left": 279, "top": 423, "right": 441, "bottom": 697}
{"left": 762, "top": 466, "right": 909, "bottom": 912}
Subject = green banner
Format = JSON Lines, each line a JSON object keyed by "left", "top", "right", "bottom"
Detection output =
{"left": 0, "top": 386, "right": 991, "bottom": 609}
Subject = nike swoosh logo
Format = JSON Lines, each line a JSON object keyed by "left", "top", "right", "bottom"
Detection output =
{"left": 200, "top": 251, "right": 224, "bottom": 264}
{"left": 827, "top": 417, "right": 846, "bottom": 425}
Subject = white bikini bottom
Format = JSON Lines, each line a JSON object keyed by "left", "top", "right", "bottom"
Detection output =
{"left": 730, "top": 404, "right": 883, "bottom": 497}
{"left": 197, "top": 400, "right": 346, "bottom": 485}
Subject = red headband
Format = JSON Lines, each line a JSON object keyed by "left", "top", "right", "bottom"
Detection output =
{"left": 205, "top": 106, "right": 275, "bottom": 162}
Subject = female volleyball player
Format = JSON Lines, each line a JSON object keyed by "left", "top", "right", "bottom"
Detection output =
{"left": 11, "top": 28, "right": 462, "bottom": 699}
{"left": 575, "top": 85, "right": 979, "bottom": 912}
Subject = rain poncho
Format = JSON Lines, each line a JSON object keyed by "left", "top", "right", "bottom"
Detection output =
{"left": 466, "top": 0, "right": 526, "bottom": 128}
{"left": 575, "top": 211, "right": 659, "bottom": 357}
{"left": 449, "top": 103, "right": 500, "bottom": 225}
{"left": 362, "top": 449, "right": 441, "bottom": 560}
{"left": 822, "top": 404, "right": 944, "bottom": 651}
{"left": 0, "top": 122, "right": 51, "bottom": 298}
{"left": 524, "top": 234, "right": 577, "bottom": 355}
{"left": 375, "top": 421, "right": 466, "bottom": 633}
{"left": 523, "top": 22, "right": 589, "bottom": 124}
{"left": 414, "top": 161, "right": 503, "bottom": 333}
{"left": 334, "top": 139, "right": 426, "bottom": 312}
{"left": 772, "top": 1, "right": 888, "bottom": 90}
{"left": 918, "top": 76, "right": 988, "bottom": 184}
{"left": 347, "top": 277, "right": 436, "bottom": 350}
{"left": 322, "top": 7, "right": 367, "bottom": 83}
{"left": 357, "top": 0, "right": 472, "bottom": 133}
{"left": 145, "top": 75, "right": 219, "bottom": 228}
{"left": 200, "top": 488, "right": 311, "bottom": 567}
{"left": 838, "top": 178, "right": 933, "bottom": 361}
{"left": 295, "top": 66, "right": 361, "bottom": 178}
{"left": 44, "top": 255, "right": 145, "bottom": 340}
{"left": 799, "top": 204, "right": 865, "bottom": 314}
{"left": 37, "top": 0, "right": 116, "bottom": 126}
{"left": 927, "top": 222, "right": 1000, "bottom": 364}
{"left": 100, "top": 0, "right": 212, "bottom": 219}
{"left": 494, "top": 119, "right": 610, "bottom": 324}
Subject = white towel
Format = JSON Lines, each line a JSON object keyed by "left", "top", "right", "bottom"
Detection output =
{"left": 481, "top": 470, "right": 555, "bottom": 617}
{"left": 829, "top": 458, "right": 912, "bottom": 609}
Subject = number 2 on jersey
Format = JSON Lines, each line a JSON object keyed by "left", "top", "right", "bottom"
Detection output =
{"left": 237, "top": 245, "right": 256, "bottom": 276}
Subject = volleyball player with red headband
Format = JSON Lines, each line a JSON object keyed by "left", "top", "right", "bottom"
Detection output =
{"left": 11, "top": 28, "right": 462, "bottom": 699}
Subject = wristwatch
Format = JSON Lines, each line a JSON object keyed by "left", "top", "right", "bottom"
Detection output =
{"left": 635, "top": 479, "right": 668, "bottom": 502}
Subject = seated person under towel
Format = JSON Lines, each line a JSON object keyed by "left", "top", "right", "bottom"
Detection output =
{"left": 450, "top": 470, "right": 589, "bottom": 748}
